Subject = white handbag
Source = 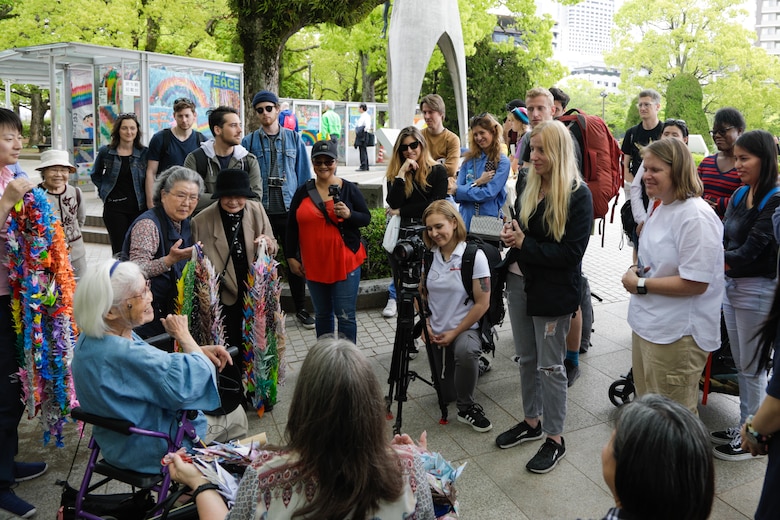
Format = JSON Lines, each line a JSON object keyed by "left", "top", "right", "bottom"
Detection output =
{"left": 469, "top": 203, "right": 503, "bottom": 241}
{"left": 383, "top": 214, "right": 401, "bottom": 253}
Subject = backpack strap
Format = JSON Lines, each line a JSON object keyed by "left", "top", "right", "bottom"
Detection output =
{"left": 193, "top": 148, "right": 209, "bottom": 180}
{"left": 759, "top": 187, "right": 780, "bottom": 211}
{"left": 160, "top": 128, "right": 172, "bottom": 168}
{"left": 196, "top": 131, "right": 206, "bottom": 144}
{"left": 461, "top": 241, "right": 477, "bottom": 305}
{"left": 306, "top": 179, "right": 339, "bottom": 227}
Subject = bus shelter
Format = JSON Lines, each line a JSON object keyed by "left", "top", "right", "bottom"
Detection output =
{"left": 0, "top": 42, "right": 243, "bottom": 187}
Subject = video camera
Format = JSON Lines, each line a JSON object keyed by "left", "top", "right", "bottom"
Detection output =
{"left": 393, "top": 225, "right": 427, "bottom": 287}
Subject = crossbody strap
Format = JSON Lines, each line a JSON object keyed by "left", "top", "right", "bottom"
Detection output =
{"left": 306, "top": 179, "right": 340, "bottom": 227}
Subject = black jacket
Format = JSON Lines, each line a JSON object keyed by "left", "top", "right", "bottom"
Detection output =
{"left": 386, "top": 164, "right": 449, "bottom": 224}
{"left": 507, "top": 178, "right": 593, "bottom": 316}
{"left": 724, "top": 191, "right": 780, "bottom": 278}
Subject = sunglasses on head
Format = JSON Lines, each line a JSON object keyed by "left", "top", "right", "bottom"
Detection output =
{"left": 469, "top": 112, "right": 491, "bottom": 127}
{"left": 173, "top": 97, "right": 193, "bottom": 105}
{"left": 117, "top": 113, "right": 137, "bottom": 120}
{"left": 399, "top": 141, "right": 420, "bottom": 153}
{"left": 255, "top": 105, "right": 275, "bottom": 114}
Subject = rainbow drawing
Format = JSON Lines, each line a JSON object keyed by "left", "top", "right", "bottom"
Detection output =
{"left": 301, "top": 130, "right": 318, "bottom": 146}
{"left": 71, "top": 84, "right": 92, "bottom": 109}
{"left": 149, "top": 72, "right": 210, "bottom": 109}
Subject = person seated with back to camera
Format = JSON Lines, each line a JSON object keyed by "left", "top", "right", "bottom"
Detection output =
{"left": 588, "top": 393, "right": 714, "bottom": 520}
{"left": 71, "top": 260, "right": 231, "bottom": 474}
{"left": 168, "top": 337, "right": 436, "bottom": 519}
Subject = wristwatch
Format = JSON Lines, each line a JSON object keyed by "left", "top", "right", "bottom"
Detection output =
{"left": 636, "top": 278, "right": 647, "bottom": 295}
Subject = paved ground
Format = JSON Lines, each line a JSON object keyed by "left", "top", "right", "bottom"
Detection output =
{"left": 3, "top": 159, "right": 767, "bottom": 519}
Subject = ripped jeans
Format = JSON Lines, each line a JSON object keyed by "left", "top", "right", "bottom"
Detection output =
{"left": 506, "top": 273, "right": 571, "bottom": 436}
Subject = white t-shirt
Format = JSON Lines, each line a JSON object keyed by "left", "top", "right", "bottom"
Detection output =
{"left": 628, "top": 197, "right": 724, "bottom": 350}
{"left": 427, "top": 241, "right": 490, "bottom": 334}
{"left": 357, "top": 111, "right": 372, "bottom": 133}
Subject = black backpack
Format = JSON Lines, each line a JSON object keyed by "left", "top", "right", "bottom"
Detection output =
{"left": 424, "top": 234, "right": 506, "bottom": 355}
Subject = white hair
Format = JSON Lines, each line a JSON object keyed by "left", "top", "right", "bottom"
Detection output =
{"left": 325, "top": 100, "right": 335, "bottom": 110}
{"left": 73, "top": 260, "right": 145, "bottom": 338}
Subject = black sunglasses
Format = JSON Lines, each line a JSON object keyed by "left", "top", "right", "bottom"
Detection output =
{"left": 173, "top": 97, "right": 193, "bottom": 105}
{"left": 117, "top": 113, "right": 137, "bottom": 120}
{"left": 710, "top": 126, "right": 735, "bottom": 137}
{"left": 313, "top": 158, "right": 335, "bottom": 166}
{"left": 664, "top": 119, "right": 687, "bottom": 129}
{"left": 255, "top": 105, "right": 276, "bottom": 114}
{"left": 399, "top": 141, "right": 420, "bottom": 153}
{"left": 469, "top": 112, "right": 489, "bottom": 127}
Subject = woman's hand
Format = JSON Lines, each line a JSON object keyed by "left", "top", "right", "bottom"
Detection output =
{"left": 168, "top": 453, "right": 210, "bottom": 490}
{"left": 740, "top": 424, "right": 770, "bottom": 456}
{"left": 400, "top": 158, "right": 418, "bottom": 177}
{"left": 386, "top": 207, "right": 401, "bottom": 217}
{"left": 500, "top": 219, "right": 525, "bottom": 249}
{"left": 334, "top": 201, "right": 351, "bottom": 219}
{"left": 621, "top": 266, "right": 643, "bottom": 294}
{"left": 200, "top": 345, "right": 233, "bottom": 372}
{"left": 635, "top": 221, "right": 644, "bottom": 237}
{"left": 447, "top": 176, "right": 457, "bottom": 195}
{"left": 164, "top": 239, "right": 194, "bottom": 268}
{"left": 474, "top": 169, "right": 496, "bottom": 187}
{"left": 391, "top": 430, "right": 428, "bottom": 452}
{"left": 431, "top": 329, "right": 458, "bottom": 347}
{"left": 161, "top": 314, "right": 192, "bottom": 340}
{"left": 288, "top": 257, "right": 305, "bottom": 278}
{"left": 254, "top": 234, "right": 278, "bottom": 256}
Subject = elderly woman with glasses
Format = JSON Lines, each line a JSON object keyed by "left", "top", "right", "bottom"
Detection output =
{"left": 451, "top": 113, "right": 510, "bottom": 246}
{"left": 91, "top": 113, "right": 148, "bottom": 254}
{"left": 121, "top": 166, "right": 203, "bottom": 341}
{"left": 286, "top": 140, "right": 370, "bottom": 343}
{"left": 71, "top": 260, "right": 230, "bottom": 474}
{"left": 698, "top": 107, "right": 746, "bottom": 219}
{"left": 36, "top": 149, "right": 87, "bottom": 278}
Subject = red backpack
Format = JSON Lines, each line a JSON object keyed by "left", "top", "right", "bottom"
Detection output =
{"left": 282, "top": 113, "right": 296, "bottom": 130}
{"left": 558, "top": 108, "right": 623, "bottom": 222}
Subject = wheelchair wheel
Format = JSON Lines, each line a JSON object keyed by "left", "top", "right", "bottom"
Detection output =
{"left": 608, "top": 378, "right": 635, "bottom": 407}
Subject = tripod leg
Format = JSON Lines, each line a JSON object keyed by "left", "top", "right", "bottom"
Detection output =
{"left": 417, "top": 295, "right": 448, "bottom": 424}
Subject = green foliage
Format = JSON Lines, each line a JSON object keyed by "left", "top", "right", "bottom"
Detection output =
{"left": 556, "top": 79, "right": 630, "bottom": 137}
{"left": 607, "top": 0, "right": 780, "bottom": 135}
{"left": 361, "top": 208, "right": 392, "bottom": 280}
{"left": 624, "top": 95, "right": 640, "bottom": 133}
{"left": 665, "top": 74, "right": 712, "bottom": 149}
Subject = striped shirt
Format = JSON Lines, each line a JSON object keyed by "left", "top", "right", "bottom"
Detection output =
{"left": 698, "top": 154, "right": 741, "bottom": 219}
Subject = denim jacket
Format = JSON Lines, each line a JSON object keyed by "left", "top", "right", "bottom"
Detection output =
{"left": 241, "top": 128, "right": 312, "bottom": 211}
{"left": 91, "top": 145, "right": 148, "bottom": 210}
{"left": 454, "top": 152, "right": 510, "bottom": 230}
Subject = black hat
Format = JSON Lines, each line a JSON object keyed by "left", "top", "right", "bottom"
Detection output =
{"left": 311, "top": 140, "right": 338, "bottom": 160}
{"left": 251, "top": 90, "right": 279, "bottom": 107}
{"left": 211, "top": 169, "right": 259, "bottom": 199}
{"left": 505, "top": 99, "right": 525, "bottom": 111}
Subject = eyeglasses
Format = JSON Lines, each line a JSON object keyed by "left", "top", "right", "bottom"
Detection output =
{"left": 129, "top": 280, "right": 152, "bottom": 301}
{"left": 399, "top": 141, "right": 420, "bottom": 153}
{"left": 166, "top": 191, "right": 199, "bottom": 204}
{"left": 313, "top": 158, "right": 336, "bottom": 167}
{"left": 45, "top": 167, "right": 71, "bottom": 175}
{"left": 710, "top": 126, "right": 735, "bottom": 137}
{"left": 255, "top": 105, "right": 276, "bottom": 114}
{"left": 636, "top": 102, "right": 655, "bottom": 109}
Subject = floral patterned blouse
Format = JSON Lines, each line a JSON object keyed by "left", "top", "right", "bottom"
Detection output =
{"left": 226, "top": 445, "right": 435, "bottom": 520}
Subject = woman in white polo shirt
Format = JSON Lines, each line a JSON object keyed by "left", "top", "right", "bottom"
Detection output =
{"left": 422, "top": 200, "right": 492, "bottom": 433}
{"left": 621, "top": 138, "right": 724, "bottom": 414}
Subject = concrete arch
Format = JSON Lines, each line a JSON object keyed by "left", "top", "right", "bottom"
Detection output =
{"left": 387, "top": 0, "right": 468, "bottom": 142}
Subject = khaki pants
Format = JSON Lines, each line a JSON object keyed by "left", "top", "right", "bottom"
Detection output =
{"left": 632, "top": 333, "right": 708, "bottom": 415}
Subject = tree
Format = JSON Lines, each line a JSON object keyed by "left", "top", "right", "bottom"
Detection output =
{"left": 607, "top": 0, "right": 780, "bottom": 134}
{"left": 229, "top": 0, "right": 384, "bottom": 129}
{"left": 665, "top": 73, "right": 711, "bottom": 148}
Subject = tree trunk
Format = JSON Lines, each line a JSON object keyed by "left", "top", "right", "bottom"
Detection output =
{"left": 236, "top": 15, "right": 285, "bottom": 131}
{"left": 28, "top": 88, "right": 45, "bottom": 146}
{"left": 359, "top": 51, "right": 376, "bottom": 102}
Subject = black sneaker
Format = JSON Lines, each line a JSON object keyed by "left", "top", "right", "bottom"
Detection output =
{"left": 526, "top": 437, "right": 566, "bottom": 474}
{"left": 14, "top": 461, "right": 47, "bottom": 482}
{"left": 457, "top": 404, "right": 493, "bottom": 432}
{"left": 496, "top": 420, "right": 543, "bottom": 449}
{"left": 0, "top": 490, "right": 35, "bottom": 518}
{"left": 713, "top": 434, "right": 758, "bottom": 461}
{"left": 296, "top": 310, "right": 315, "bottom": 330}
{"left": 564, "top": 359, "right": 580, "bottom": 387}
{"left": 710, "top": 426, "right": 740, "bottom": 445}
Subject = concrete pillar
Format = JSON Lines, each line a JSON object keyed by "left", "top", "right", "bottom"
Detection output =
{"left": 387, "top": 0, "right": 468, "bottom": 143}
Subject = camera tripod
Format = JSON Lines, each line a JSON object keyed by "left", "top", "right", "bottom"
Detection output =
{"left": 385, "top": 280, "right": 448, "bottom": 435}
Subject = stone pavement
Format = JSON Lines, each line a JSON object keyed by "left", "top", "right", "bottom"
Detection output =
{"left": 3, "top": 162, "right": 767, "bottom": 519}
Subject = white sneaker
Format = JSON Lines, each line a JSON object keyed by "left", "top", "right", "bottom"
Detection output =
{"left": 382, "top": 298, "right": 397, "bottom": 318}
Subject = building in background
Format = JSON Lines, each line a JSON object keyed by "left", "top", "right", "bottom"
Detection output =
{"left": 756, "top": 0, "right": 780, "bottom": 55}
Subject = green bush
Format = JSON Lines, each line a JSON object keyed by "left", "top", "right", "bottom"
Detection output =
{"left": 362, "top": 207, "right": 392, "bottom": 280}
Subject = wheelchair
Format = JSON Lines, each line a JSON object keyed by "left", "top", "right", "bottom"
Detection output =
{"left": 66, "top": 406, "right": 200, "bottom": 520}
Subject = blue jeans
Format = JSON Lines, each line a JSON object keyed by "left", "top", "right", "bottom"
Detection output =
{"left": 723, "top": 276, "right": 776, "bottom": 424}
{"left": 306, "top": 266, "right": 361, "bottom": 343}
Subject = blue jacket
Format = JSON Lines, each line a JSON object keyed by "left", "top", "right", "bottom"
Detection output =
{"left": 241, "top": 128, "right": 311, "bottom": 212}
{"left": 454, "top": 153, "right": 510, "bottom": 230}
{"left": 91, "top": 145, "right": 148, "bottom": 210}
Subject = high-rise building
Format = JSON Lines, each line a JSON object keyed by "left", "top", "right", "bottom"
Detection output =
{"left": 536, "top": 0, "right": 616, "bottom": 68}
{"left": 756, "top": 0, "right": 780, "bottom": 55}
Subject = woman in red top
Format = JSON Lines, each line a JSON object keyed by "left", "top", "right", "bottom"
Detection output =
{"left": 286, "top": 141, "right": 370, "bottom": 342}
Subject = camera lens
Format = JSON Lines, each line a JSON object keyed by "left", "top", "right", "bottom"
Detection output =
{"left": 393, "top": 241, "right": 416, "bottom": 262}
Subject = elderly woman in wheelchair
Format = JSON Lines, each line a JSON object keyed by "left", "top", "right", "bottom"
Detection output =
{"left": 71, "top": 259, "right": 232, "bottom": 475}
